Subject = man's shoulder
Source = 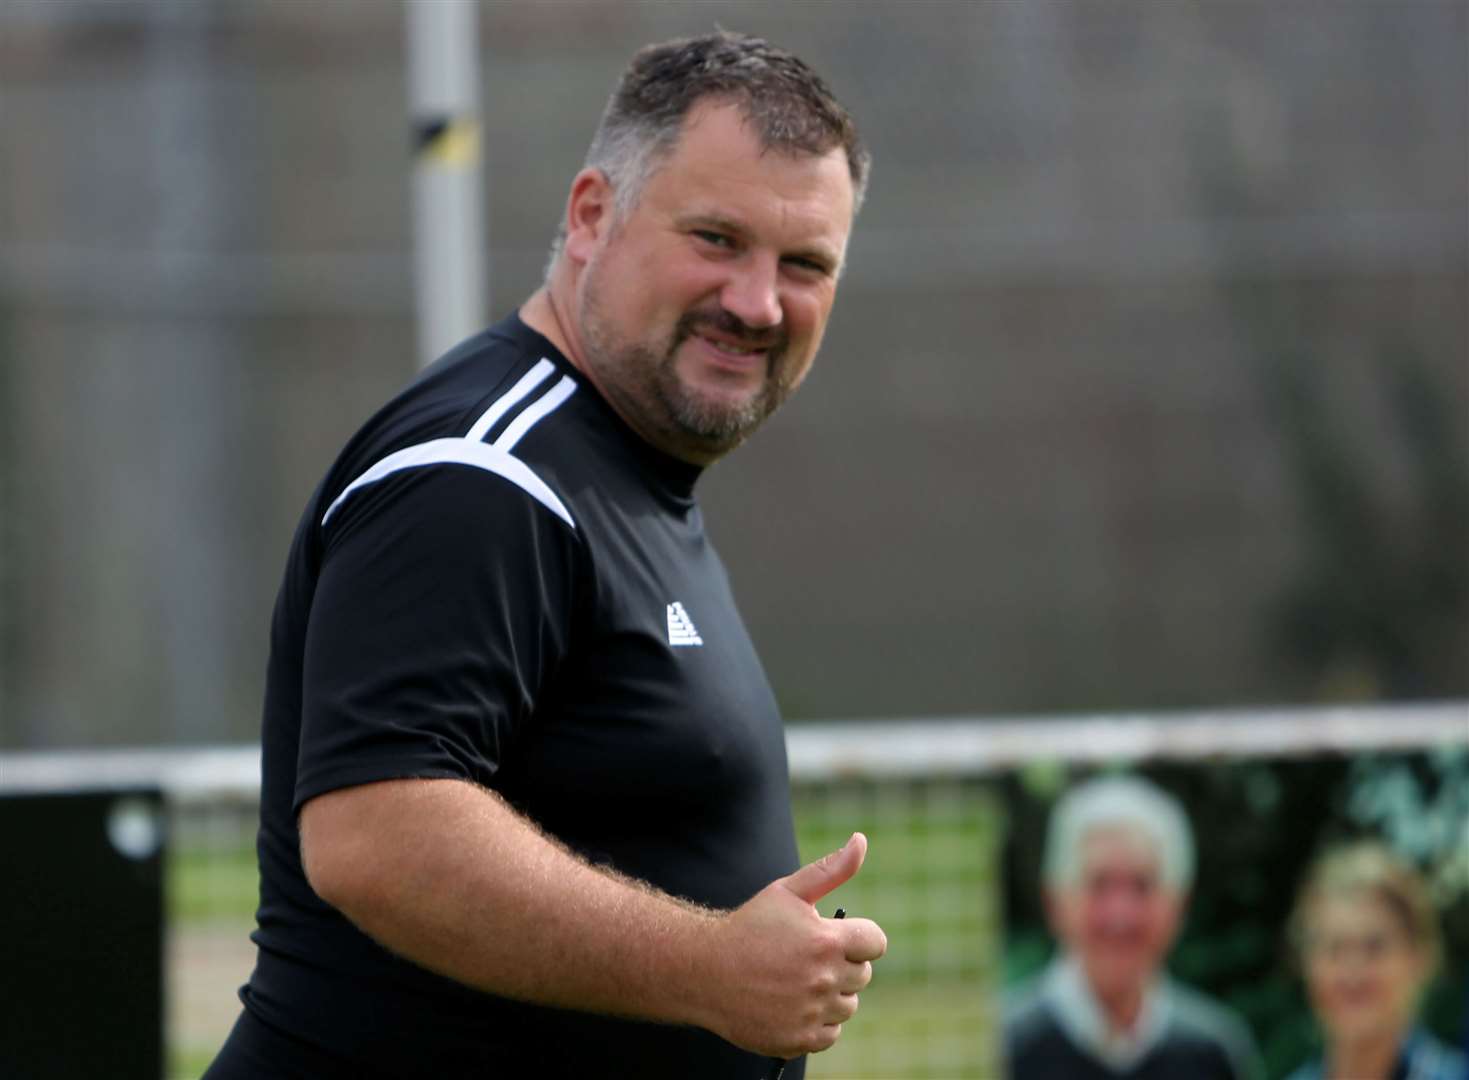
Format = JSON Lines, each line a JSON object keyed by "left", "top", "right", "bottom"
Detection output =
{"left": 380, "top": 318, "right": 558, "bottom": 444}
{"left": 1165, "top": 979, "right": 1261, "bottom": 1079}
{"left": 315, "top": 316, "right": 590, "bottom": 535}
{"left": 1167, "top": 979, "right": 1250, "bottom": 1040}
{"left": 1001, "top": 982, "right": 1104, "bottom": 1080}
{"left": 1001, "top": 973, "right": 1060, "bottom": 1047}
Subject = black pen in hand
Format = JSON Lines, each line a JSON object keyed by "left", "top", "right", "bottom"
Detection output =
{"left": 772, "top": 908, "right": 845, "bottom": 1080}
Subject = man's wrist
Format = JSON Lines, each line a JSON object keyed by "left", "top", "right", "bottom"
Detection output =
{"left": 644, "top": 902, "right": 730, "bottom": 1034}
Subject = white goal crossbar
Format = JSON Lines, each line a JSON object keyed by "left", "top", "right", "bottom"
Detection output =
{"left": 2, "top": 701, "right": 1463, "bottom": 801}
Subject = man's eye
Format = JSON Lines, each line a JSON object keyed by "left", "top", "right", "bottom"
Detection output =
{"left": 784, "top": 256, "right": 829, "bottom": 276}
{"left": 694, "top": 230, "right": 733, "bottom": 248}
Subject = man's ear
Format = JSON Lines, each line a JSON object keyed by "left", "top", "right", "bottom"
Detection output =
{"left": 1161, "top": 889, "right": 1190, "bottom": 945}
{"left": 563, "top": 167, "right": 614, "bottom": 265}
{"left": 1042, "top": 887, "right": 1065, "bottom": 936}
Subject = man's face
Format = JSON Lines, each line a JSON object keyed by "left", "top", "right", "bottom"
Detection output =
{"left": 566, "top": 100, "right": 854, "bottom": 463}
{"left": 1046, "top": 827, "right": 1185, "bottom": 1006}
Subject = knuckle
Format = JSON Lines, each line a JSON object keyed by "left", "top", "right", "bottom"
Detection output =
{"left": 815, "top": 1023, "right": 842, "bottom": 1051}
{"left": 818, "top": 928, "right": 845, "bottom": 958}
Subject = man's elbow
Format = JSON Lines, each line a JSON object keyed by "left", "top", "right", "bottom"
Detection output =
{"left": 298, "top": 790, "right": 380, "bottom": 914}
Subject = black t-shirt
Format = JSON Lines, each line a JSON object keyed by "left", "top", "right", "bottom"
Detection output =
{"left": 238, "top": 314, "right": 804, "bottom": 1079}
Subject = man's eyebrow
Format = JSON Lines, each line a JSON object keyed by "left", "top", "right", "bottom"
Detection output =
{"left": 676, "top": 212, "right": 749, "bottom": 237}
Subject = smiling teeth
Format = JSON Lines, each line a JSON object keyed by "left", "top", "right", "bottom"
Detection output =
{"left": 700, "top": 335, "right": 761, "bottom": 355}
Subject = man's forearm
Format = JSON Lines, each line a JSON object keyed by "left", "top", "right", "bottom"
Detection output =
{"left": 299, "top": 776, "right": 886, "bottom": 1058}
{"left": 300, "top": 778, "right": 720, "bottom": 1028}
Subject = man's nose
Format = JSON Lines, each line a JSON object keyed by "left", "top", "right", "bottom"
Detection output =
{"left": 1095, "top": 890, "right": 1144, "bottom": 928}
{"left": 720, "top": 254, "right": 783, "bottom": 331}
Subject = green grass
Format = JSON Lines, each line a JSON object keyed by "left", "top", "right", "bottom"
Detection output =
{"left": 168, "top": 845, "right": 258, "bottom": 1078}
{"left": 169, "top": 844, "right": 259, "bottom": 922}
{"left": 170, "top": 1045, "right": 221, "bottom": 1080}
{"left": 805, "top": 979, "right": 999, "bottom": 1079}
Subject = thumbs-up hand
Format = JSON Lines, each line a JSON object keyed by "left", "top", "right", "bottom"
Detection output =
{"left": 696, "top": 833, "right": 888, "bottom": 1059}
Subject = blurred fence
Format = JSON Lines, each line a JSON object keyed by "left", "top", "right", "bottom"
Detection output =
{"left": 1, "top": 702, "right": 1465, "bottom": 1078}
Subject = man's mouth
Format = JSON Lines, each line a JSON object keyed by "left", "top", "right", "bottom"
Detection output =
{"left": 693, "top": 331, "right": 768, "bottom": 358}
{"left": 678, "top": 309, "right": 782, "bottom": 364}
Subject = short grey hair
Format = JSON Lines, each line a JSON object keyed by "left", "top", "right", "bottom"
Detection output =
{"left": 1042, "top": 775, "right": 1196, "bottom": 892}
{"left": 547, "top": 30, "right": 869, "bottom": 271}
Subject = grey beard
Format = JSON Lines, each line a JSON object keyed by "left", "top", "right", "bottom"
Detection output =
{"left": 577, "top": 267, "right": 792, "bottom": 454}
{"left": 653, "top": 348, "right": 784, "bottom": 445}
{"left": 584, "top": 319, "right": 790, "bottom": 454}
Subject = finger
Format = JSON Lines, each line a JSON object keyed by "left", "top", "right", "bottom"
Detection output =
{"left": 840, "top": 916, "right": 888, "bottom": 962}
{"left": 839, "top": 960, "right": 873, "bottom": 994}
{"left": 823, "top": 993, "right": 860, "bottom": 1025}
{"left": 779, "top": 832, "right": 867, "bottom": 905}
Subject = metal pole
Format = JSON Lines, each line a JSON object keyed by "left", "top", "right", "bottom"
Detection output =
{"left": 405, "top": 0, "right": 487, "bottom": 368}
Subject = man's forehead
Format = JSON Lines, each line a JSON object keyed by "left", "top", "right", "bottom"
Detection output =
{"left": 673, "top": 97, "right": 851, "bottom": 174}
{"left": 1079, "top": 826, "right": 1163, "bottom": 872}
{"left": 650, "top": 102, "right": 854, "bottom": 231}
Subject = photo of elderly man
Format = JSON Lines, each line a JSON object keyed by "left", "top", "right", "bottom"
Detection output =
{"left": 1004, "top": 774, "right": 1263, "bottom": 1080}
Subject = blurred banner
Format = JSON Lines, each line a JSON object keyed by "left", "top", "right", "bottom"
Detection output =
{"left": 1, "top": 789, "right": 166, "bottom": 1080}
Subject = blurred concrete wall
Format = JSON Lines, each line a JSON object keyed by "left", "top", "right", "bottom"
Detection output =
{"left": 1, "top": 0, "right": 1464, "bottom": 747}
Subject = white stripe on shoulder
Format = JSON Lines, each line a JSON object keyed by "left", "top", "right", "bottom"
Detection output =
{"left": 464, "top": 358, "right": 556, "bottom": 443}
{"left": 320, "top": 437, "right": 575, "bottom": 530}
{"left": 494, "top": 375, "right": 577, "bottom": 452}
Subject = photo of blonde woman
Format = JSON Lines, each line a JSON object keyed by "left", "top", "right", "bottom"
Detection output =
{"left": 1288, "top": 842, "right": 1467, "bottom": 1080}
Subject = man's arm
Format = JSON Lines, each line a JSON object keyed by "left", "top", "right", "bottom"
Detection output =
{"left": 300, "top": 776, "right": 887, "bottom": 1059}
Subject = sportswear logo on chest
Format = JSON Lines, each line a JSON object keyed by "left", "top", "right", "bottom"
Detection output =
{"left": 666, "top": 602, "right": 704, "bottom": 647}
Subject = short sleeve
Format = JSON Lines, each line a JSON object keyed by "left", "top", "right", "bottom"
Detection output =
{"left": 294, "top": 462, "right": 581, "bottom": 812}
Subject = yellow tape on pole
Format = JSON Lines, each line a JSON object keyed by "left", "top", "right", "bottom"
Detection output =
{"left": 412, "top": 116, "right": 481, "bottom": 168}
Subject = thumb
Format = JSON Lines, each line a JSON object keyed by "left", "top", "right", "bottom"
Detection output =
{"left": 779, "top": 832, "right": 867, "bottom": 904}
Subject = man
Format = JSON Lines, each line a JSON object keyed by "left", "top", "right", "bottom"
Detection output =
{"left": 205, "top": 31, "right": 886, "bottom": 1080}
{"left": 1004, "top": 775, "right": 1262, "bottom": 1080}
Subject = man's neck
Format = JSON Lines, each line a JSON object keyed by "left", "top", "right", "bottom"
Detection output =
{"left": 519, "top": 287, "right": 578, "bottom": 370}
{"left": 1095, "top": 984, "right": 1146, "bottom": 1035}
{"left": 1045, "top": 956, "right": 1169, "bottom": 1072}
